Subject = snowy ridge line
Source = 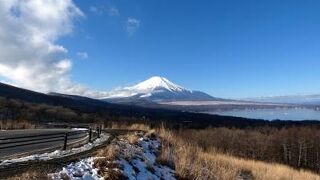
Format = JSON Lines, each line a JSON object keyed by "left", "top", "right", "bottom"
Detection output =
{"left": 0, "top": 132, "right": 115, "bottom": 178}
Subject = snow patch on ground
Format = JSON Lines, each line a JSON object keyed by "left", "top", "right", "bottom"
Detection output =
{"left": 0, "top": 134, "right": 109, "bottom": 166}
{"left": 71, "top": 128, "right": 89, "bottom": 131}
{"left": 49, "top": 157, "right": 103, "bottom": 180}
{"left": 118, "top": 136, "right": 176, "bottom": 180}
{"left": 48, "top": 133, "right": 176, "bottom": 180}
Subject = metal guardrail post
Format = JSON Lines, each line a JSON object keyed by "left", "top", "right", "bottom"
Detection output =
{"left": 63, "top": 133, "right": 68, "bottom": 150}
{"left": 89, "top": 128, "right": 92, "bottom": 143}
{"left": 97, "top": 127, "right": 100, "bottom": 138}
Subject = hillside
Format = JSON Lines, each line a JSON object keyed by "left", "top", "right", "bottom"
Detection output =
{"left": 103, "top": 76, "right": 223, "bottom": 103}
{"left": 0, "top": 82, "right": 319, "bottom": 128}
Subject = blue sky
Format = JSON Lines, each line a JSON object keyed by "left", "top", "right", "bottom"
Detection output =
{"left": 6, "top": 0, "right": 319, "bottom": 99}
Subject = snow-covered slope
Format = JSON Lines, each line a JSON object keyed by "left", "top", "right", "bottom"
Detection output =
{"left": 103, "top": 76, "right": 220, "bottom": 103}
{"left": 130, "top": 76, "right": 186, "bottom": 92}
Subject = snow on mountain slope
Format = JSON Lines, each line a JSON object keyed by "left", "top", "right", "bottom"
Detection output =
{"left": 103, "top": 76, "right": 219, "bottom": 102}
{"left": 129, "top": 76, "right": 188, "bottom": 92}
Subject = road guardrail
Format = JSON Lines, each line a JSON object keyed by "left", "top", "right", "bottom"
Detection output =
{"left": 0, "top": 127, "right": 102, "bottom": 152}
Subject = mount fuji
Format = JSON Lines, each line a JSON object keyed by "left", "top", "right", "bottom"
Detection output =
{"left": 102, "top": 76, "right": 222, "bottom": 104}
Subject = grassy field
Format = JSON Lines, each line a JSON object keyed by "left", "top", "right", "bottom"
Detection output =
{"left": 5, "top": 123, "right": 320, "bottom": 180}
{"left": 156, "top": 125, "right": 320, "bottom": 180}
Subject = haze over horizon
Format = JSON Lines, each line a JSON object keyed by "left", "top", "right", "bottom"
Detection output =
{"left": 0, "top": 0, "right": 320, "bottom": 99}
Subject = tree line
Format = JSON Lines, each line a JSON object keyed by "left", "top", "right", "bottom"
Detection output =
{"left": 0, "top": 97, "right": 151, "bottom": 129}
{"left": 175, "top": 126, "right": 320, "bottom": 173}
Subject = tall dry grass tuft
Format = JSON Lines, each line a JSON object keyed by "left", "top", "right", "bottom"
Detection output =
{"left": 127, "top": 134, "right": 139, "bottom": 145}
{"left": 157, "top": 144, "right": 175, "bottom": 169}
{"left": 96, "top": 144, "right": 120, "bottom": 161}
{"left": 157, "top": 126, "right": 320, "bottom": 180}
{"left": 94, "top": 143, "right": 126, "bottom": 180}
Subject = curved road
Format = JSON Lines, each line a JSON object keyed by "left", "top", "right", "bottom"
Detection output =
{"left": 0, "top": 129, "right": 89, "bottom": 160}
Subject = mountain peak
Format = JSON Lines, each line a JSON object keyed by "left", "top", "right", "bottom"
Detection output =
{"left": 130, "top": 76, "right": 187, "bottom": 92}
{"left": 104, "top": 76, "right": 216, "bottom": 102}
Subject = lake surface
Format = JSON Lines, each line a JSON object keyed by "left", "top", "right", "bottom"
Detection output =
{"left": 208, "top": 108, "right": 320, "bottom": 121}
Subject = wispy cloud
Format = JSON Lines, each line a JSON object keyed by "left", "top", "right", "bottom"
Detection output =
{"left": 107, "top": 6, "right": 120, "bottom": 16}
{"left": 90, "top": 5, "right": 140, "bottom": 36}
{"left": 76, "top": 52, "right": 88, "bottom": 59}
{"left": 90, "top": 5, "right": 120, "bottom": 17}
{"left": 90, "top": 6, "right": 103, "bottom": 15}
{"left": 85, "top": 34, "right": 94, "bottom": 40}
{"left": 126, "top": 17, "right": 140, "bottom": 35}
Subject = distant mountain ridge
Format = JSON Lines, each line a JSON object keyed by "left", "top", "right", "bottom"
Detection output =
{"left": 245, "top": 94, "right": 320, "bottom": 105}
{"left": 102, "top": 76, "right": 224, "bottom": 104}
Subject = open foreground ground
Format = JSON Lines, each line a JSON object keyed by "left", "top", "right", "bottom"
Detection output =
{"left": 3, "top": 125, "right": 320, "bottom": 180}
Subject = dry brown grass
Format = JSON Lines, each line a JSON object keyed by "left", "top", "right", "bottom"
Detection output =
{"left": 93, "top": 157, "right": 125, "bottom": 180}
{"left": 96, "top": 144, "right": 120, "bottom": 161}
{"left": 0, "top": 119, "right": 35, "bottom": 130}
{"left": 101, "top": 169, "right": 126, "bottom": 180}
{"left": 93, "top": 140, "right": 122, "bottom": 179}
{"left": 157, "top": 144, "right": 175, "bottom": 169}
{"left": 93, "top": 140, "right": 128, "bottom": 180}
{"left": 158, "top": 126, "right": 320, "bottom": 180}
{"left": 103, "top": 123, "right": 320, "bottom": 179}
{"left": 145, "top": 129, "right": 157, "bottom": 140}
{"left": 210, "top": 152, "right": 320, "bottom": 180}
{"left": 7, "top": 170, "right": 49, "bottom": 180}
{"left": 127, "top": 133, "right": 139, "bottom": 145}
{"left": 108, "top": 122, "right": 151, "bottom": 131}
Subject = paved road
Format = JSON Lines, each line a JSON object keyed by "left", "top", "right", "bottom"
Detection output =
{"left": 0, "top": 129, "right": 89, "bottom": 160}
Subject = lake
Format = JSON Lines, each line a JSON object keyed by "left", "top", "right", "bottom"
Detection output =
{"left": 207, "top": 108, "right": 320, "bottom": 121}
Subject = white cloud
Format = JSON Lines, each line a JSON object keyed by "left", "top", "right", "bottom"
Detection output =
{"left": 90, "top": 5, "right": 120, "bottom": 17}
{"left": 0, "top": 0, "right": 109, "bottom": 98}
{"left": 126, "top": 17, "right": 140, "bottom": 35}
{"left": 76, "top": 52, "right": 88, "bottom": 59}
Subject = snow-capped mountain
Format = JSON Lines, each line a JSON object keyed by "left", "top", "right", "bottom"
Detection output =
{"left": 103, "top": 76, "right": 220, "bottom": 103}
